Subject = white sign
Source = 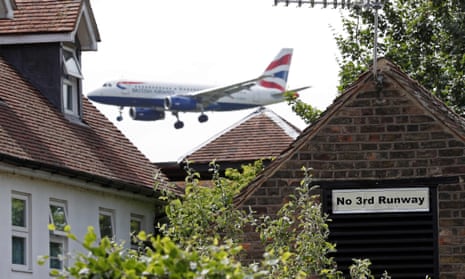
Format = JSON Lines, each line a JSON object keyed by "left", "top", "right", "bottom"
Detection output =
{"left": 332, "top": 188, "right": 430, "bottom": 214}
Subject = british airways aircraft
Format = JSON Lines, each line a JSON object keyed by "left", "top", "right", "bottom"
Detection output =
{"left": 87, "top": 48, "right": 309, "bottom": 129}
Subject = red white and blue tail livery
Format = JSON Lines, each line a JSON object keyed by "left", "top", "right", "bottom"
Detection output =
{"left": 259, "top": 48, "right": 292, "bottom": 91}
{"left": 87, "top": 48, "right": 309, "bottom": 129}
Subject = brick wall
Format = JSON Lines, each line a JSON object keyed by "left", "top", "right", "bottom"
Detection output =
{"left": 239, "top": 61, "right": 465, "bottom": 277}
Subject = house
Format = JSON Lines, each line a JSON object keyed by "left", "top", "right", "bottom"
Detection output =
{"left": 0, "top": 0, "right": 170, "bottom": 277}
{"left": 157, "top": 107, "right": 301, "bottom": 186}
{"left": 236, "top": 59, "right": 465, "bottom": 278}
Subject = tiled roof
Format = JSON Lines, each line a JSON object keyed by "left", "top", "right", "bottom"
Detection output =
{"left": 0, "top": 0, "right": 80, "bottom": 35}
{"left": 234, "top": 58, "right": 465, "bottom": 206}
{"left": 182, "top": 107, "right": 301, "bottom": 164}
{"left": 0, "top": 56, "right": 170, "bottom": 195}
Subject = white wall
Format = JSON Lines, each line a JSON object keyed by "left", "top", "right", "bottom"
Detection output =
{"left": 0, "top": 164, "right": 158, "bottom": 278}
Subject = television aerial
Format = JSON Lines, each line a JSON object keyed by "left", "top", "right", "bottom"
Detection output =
{"left": 274, "top": 0, "right": 385, "bottom": 82}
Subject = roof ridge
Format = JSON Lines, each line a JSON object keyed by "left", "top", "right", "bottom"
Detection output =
{"left": 234, "top": 57, "right": 460, "bottom": 206}
{"left": 177, "top": 108, "right": 267, "bottom": 163}
{"left": 177, "top": 107, "right": 300, "bottom": 164}
{"left": 379, "top": 59, "right": 465, "bottom": 143}
{"left": 263, "top": 109, "right": 300, "bottom": 139}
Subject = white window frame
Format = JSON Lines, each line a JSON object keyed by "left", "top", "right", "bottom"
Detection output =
{"left": 63, "top": 77, "right": 79, "bottom": 116}
{"left": 99, "top": 208, "right": 115, "bottom": 240}
{"left": 130, "top": 214, "right": 145, "bottom": 249}
{"left": 62, "top": 46, "right": 81, "bottom": 118}
{"left": 11, "top": 192, "right": 31, "bottom": 272}
{"left": 49, "top": 235, "right": 67, "bottom": 271}
{"left": 48, "top": 199, "right": 69, "bottom": 271}
{"left": 49, "top": 200, "right": 69, "bottom": 236}
{"left": 63, "top": 46, "right": 82, "bottom": 79}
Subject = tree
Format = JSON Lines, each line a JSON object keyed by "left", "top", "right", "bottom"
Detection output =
{"left": 159, "top": 160, "right": 262, "bottom": 250}
{"left": 284, "top": 91, "right": 321, "bottom": 125}
{"left": 258, "top": 167, "right": 341, "bottom": 278}
{"left": 336, "top": 0, "right": 465, "bottom": 114}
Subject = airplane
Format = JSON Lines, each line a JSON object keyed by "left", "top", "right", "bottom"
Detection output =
{"left": 87, "top": 48, "right": 310, "bottom": 129}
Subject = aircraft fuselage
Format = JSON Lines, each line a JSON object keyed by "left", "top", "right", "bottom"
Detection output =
{"left": 88, "top": 81, "right": 283, "bottom": 112}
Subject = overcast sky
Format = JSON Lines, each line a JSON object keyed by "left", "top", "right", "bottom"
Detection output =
{"left": 82, "top": 0, "right": 344, "bottom": 162}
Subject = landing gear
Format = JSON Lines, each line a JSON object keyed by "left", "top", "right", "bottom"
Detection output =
{"left": 174, "top": 121, "right": 184, "bottom": 129}
{"left": 116, "top": 106, "right": 124, "bottom": 121}
{"left": 172, "top": 111, "right": 184, "bottom": 129}
{"left": 198, "top": 113, "right": 208, "bottom": 123}
{"left": 170, "top": 111, "right": 208, "bottom": 129}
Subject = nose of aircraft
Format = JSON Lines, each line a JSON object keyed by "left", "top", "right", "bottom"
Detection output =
{"left": 86, "top": 87, "right": 105, "bottom": 103}
{"left": 87, "top": 83, "right": 126, "bottom": 106}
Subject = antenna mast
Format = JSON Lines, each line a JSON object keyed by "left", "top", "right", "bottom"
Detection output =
{"left": 274, "top": 0, "right": 385, "bottom": 80}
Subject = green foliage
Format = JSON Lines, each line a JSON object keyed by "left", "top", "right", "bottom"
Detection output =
{"left": 284, "top": 91, "right": 321, "bottom": 124}
{"left": 39, "top": 162, "right": 384, "bottom": 278}
{"left": 42, "top": 226, "right": 268, "bottom": 278}
{"left": 336, "top": 0, "right": 465, "bottom": 114}
{"left": 350, "top": 259, "right": 375, "bottom": 279}
{"left": 258, "top": 167, "right": 341, "bottom": 278}
{"left": 159, "top": 160, "right": 262, "bottom": 250}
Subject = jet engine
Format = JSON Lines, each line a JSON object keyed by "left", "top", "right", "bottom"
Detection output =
{"left": 129, "top": 107, "right": 165, "bottom": 121}
{"left": 164, "top": 96, "right": 198, "bottom": 111}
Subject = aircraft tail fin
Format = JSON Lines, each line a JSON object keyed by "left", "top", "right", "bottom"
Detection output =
{"left": 259, "top": 48, "right": 293, "bottom": 91}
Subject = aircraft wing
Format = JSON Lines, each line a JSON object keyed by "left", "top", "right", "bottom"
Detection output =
{"left": 271, "top": 85, "right": 311, "bottom": 98}
{"left": 179, "top": 76, "right": 267, "bottom": 106}
{"left": 287, "top": 85, "right": 311, "bottom": 93}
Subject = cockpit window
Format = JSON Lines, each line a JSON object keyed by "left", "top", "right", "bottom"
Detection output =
{"left": 102, "top": 83, "right": 112, "bottom": 87}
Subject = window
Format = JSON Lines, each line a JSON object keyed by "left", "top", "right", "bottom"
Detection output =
{"left": 130, "top": 214, "right": 144, "bottom": 248}
{"left": 63, "top": 77, "right": 79, "bottom": 116}
{"left": 63, "top": 48, "right": 82, "bottom": 79}
{"left": 49, "top": 200, "right": 68, "bottom": 233}
{"left": 11, "top": 192, "right": 31, "bottom": 271}
{"left": 12, "top": 197, "right": 26, "bottom": 227}
{"left": 12, "top": 237, "right": 25, "bottom": 265}
{"left": 49, "top": 236, "right": 66, "bottom": 270}
{"left": 62, "top": 46, "right": 81, "bottom": 118}
{"left": 99, "top": 208, "right": 115, "bottom": 239}
{"left": 49, "top": 200, "right": 68, "bottom": 270}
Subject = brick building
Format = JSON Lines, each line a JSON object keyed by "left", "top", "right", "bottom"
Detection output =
{"left": 236, "top": 59, "right": 465, "bottom": 278}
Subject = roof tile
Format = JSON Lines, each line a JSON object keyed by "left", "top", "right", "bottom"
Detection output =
{"left": 183, "top": 107, "right": 300, "bottom": 163}
{"left": 0, "top": 56, "right": 169, "bottom": 193}
{"left": 0, "top": 0, "right": 80, "bottom": 35}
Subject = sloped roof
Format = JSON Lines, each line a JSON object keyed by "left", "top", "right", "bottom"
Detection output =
{"left": 234, "top": 58, "right": 465, "bottom": 206}
{"left": 0, "top": 0, "right": 79, "bottom": 34}
{"left": 0, "top": 0, "right": 100, "bottom": 50}
{"left": 0, "top": 56, "right": 170, "bottom": 196}
{"left": 181, "top": 107, "right": 301, "bottom": 164}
